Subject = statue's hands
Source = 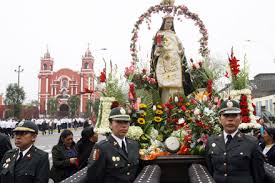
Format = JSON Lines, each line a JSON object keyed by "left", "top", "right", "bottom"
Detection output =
{"left": 154, "top": 46, "right": 164, "bottom": 56}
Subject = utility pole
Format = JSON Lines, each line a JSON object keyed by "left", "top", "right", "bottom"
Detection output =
{"left": 14, "top": 65, "right": 24, "bottom": 87}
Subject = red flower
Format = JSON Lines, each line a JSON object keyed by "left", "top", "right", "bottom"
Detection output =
{"left": 228, "top": 49, "right": 240, "bottom": 77}
{"left": 156, "top": 34, "right": 164, "bottom": 46}
{"left": 128, "top": 83, "right": 136, "bottom": 100}
{"left": 99, "top": 68, "right": 106, "bottom": 83}
{"left": 181, "top": 105, "right": 187, "bottom": 112}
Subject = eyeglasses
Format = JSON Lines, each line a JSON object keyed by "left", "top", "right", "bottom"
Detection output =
{"left": 13, "top": 131, "right": 31, "bottom": 136}
{"left": 221, "top": 113, "right": 239, "bottom": 118}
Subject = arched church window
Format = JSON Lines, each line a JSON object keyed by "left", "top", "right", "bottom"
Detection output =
{"left": 85, "top": 63, "right": 89, "bottom": 69}
{"left": 43, "top": 64, "right": 47, "bottom": 70}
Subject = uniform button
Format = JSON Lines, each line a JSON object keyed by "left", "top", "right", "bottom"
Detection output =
{"left": 127, "top": 172, "right": 130, "bottom": 175}
{"left": 115, "top": 164, "right": 118, "bottom": 167}
{"left": 224, "top": 173, "right": 227, "bottom": 177}
{"left": 127, "top": 164, "right": 130, "bottom": 167}
{"left": 224, "top": 163, "right": 227, "bottom": 166}
{"left": 224, "top": 152, "right": 226, "bottom": 155}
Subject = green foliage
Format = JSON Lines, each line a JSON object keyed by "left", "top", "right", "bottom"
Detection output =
{"left": 47, "top": 97, "right": 58, "bottom": 118}
{"left": 4, "top": 83, "right": 25, "bottom": 118}
{"left": 85, "top": 99, "right": 93, "bottom": 118}
{"left": 92, "top": 99, "right": 100, "bottom": 117}
{"left": 231, "top": 60, "right": 249, "bottom": 90}
{"left": 104, "top": 73, "right": 127, "bottom": 104}
{"left": 68, "top": 95, "right": 80, "bottom": 118}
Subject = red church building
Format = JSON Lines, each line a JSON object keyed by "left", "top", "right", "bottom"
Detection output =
{"left": 38, "top": 47, "right": 97, "bottom": 117}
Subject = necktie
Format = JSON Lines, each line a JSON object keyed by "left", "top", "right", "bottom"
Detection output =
{"left": 122, "top": 141, "right": 128, "bottom": 155}
{"left": 17, "top": 152, "right": 23, "bottom": 163}
{"left": 226, "top": 135, "right": 232, "bottom": 146}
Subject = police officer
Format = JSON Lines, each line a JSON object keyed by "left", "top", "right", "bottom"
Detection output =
{"left": 87, "top": 107, "right": 140, "bottom": 183}
{"left": 0, "top": 120, "right": 50, "bottom": 183}
{"left": 206, "top": 99, "right": 265, "bottom": 183}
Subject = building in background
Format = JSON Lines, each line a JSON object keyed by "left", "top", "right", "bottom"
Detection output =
{"left": 38, "top": 47, "right": 98, "bottom": 117}
{"left": 251, "top": 73, "right": 275, "bottom": 116}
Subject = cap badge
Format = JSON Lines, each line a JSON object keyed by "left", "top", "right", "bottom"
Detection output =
{"left": 120, "top": 108, "right": 126, "bottom": 115}
{"left": 226, "top": 101, "right": 233, "bottom": 108}
{"left": 18, "top": 121, "right": 24, "bottom": 127}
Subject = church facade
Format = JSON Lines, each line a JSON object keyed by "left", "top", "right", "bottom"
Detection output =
{"left": 38, "top": 47, "right": 97, "bottom": 117}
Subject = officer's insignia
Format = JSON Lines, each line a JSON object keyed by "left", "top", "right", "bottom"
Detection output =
{"left": 13, "top": 154, "right": 16, "bottom": 158}
{"left": 112, "top": 156, "right": 116, "bottom": 162}
{"left": 120, "top": 108, "right": 126, "bottom": 115}
{"left": 113, "top": 141, "right": 118, "bottom": 146}
{"left": 27, "top": 154, "right": 32, "bottom": 160}
{"left": 226, "top": 101, "right": 233, "bottom": 108}
{"left": 4, "top": 164, "right": 9, "bottom": 168}
{"left": 18, "top": 121, "right": 24, "bottom": 126}
{"left": 5, "top": 158, "right": 11, "bottom": 163}
{"left": 238, "top": 133, "right": 241, "bottom": 137}
{"left": 116, "top": 156, "right": 120, "bottom": 161}
{"left": 212, "top": 143, "right": 216, "bottom": 147}
{"left": 92, "top": 149, "right": 100, "bottom": 161}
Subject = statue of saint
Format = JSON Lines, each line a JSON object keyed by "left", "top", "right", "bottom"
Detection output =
{"left": 150, "top": 15, "right": 194, "bottom": 103}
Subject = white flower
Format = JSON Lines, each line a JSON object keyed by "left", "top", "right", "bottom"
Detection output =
{"left": 153, "top": 105, "right": 156, "bottom": 111}
{"left": 126, "top": 126, "right": 144, "bottom": 140}
{"left": 149, "top": 128, "right": 159, "bottom": 140}
{"left": 178, "top": 118, "right": 185, "bottom": 124}
{"left": 194, "top": 108, "right": 201, "bottom": 115}
{"left": 174, "top": 96, "right": 179, "bottom": 103}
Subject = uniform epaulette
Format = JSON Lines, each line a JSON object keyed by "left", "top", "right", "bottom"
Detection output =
{"left": 5, "top": 148, "right": 17, "bottom": 154}
{"left": 243, "top": 134, "right": 257, "bottom": 143}
{"left": 96, "top": 139, "right": 108, "bottom": 146}
{"left": 33, "top": 147, "right": 48, "bottom": 156}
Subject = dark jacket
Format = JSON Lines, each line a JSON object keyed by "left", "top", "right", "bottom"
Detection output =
{"left": 50, "top": 144, "right": 78, "bottom": 183}
{"left": 0, "top": 133, "right": 12, "bottom": 161}
{"left": 263, "top": 144, "right": 275, "bottom": 166}
{"left": 0, "top": 146, "right": 49, "bottom": 183}
{"left": 206, "top": 132, "right": 265, "bottom": 183}
{"left": 87, "top": 135, "right": 140, "bottom": 183}
{"left": 76, "top": 140, "right": 95, "bottom": 170}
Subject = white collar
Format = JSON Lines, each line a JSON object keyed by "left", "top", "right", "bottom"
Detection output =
{"left": 18, "top": 145, "right": 33, "bottom": 160}
{"left": 111, "top": 134, "right": 126, "bottom": 148}
{"left": 223, "top": 130, "right": 238, "bottom": 143}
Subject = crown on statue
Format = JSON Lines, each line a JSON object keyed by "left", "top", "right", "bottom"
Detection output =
{"left": 163, "top": 14, "right": 174, "bottom": 20}
{"left": 160, "top": 0, "right": 175, "bottom": 6}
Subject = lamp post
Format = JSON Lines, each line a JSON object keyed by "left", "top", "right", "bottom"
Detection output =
{"left": 14, "top": 65, "right": 24, "bottom": 88}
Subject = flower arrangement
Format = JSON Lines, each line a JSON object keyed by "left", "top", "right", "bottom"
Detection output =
{"left": 225, "top": 49, "right": 259, "bottom": 131}
{"left": 126, "top": 126, "right": 144, "bottom": 141}
{"left": 125, "top": 63, "right": 157, "bottom": 90}
{"left": 130, "top": 2, "right": 209, "bottom": 64}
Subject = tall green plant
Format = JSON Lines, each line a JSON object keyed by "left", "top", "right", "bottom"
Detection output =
{"left": 47, "top": 97, "right": 58, "bottom": 118}
{"left": 68, "top": 95, "right": 80, "bottom": 118}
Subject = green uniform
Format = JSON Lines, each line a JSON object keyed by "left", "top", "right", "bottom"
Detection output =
{"left": 0, "top": 146, "right": 49, "bottom": 183}
{"left": 206, "top": 132, "right": 265, "bottom": 183}
{"left": 87, "top": 135, "right": 139, "bottom": 183}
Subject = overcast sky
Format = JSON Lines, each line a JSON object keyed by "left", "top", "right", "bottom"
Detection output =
{"left": 0, "top": 0, "right": 274, "bottom": 103}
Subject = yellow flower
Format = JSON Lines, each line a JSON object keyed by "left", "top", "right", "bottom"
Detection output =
{"left": 139, "top": 103, "right": 147, "bottom": 109}
{"left": 186, "top": 102, "right": 190, "bottom": 106}
{"left": 137, "top": 118, "right": 145, "bottom": 125}
{"left": 156, "top": 104, "right": 163, "bottom": 109}
{"left": 155, "top": 110, "right": 163, "bottom": 115}
{"left": 154, "top": 116, "right": 162, "bottom": 123}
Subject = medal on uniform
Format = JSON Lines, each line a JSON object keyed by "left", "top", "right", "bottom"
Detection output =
{"left": 4, "top": 164, "right": 9, "bottom": 168}
{"left": 5, "top": 158, "right": 11, "bottom": 163}
{"left": 212, "top": 143, "right": 216, "bottom": 147}
{"left": 112, "top": 156, "right": 116, "bottom": 161}
{"left": 116, "top": 157, "right": 120, "bottom": 161}
{"left": 92, "top": 149, "right": 100, "bottom": 160}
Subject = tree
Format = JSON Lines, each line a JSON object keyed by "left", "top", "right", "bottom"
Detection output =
{"left": 4, "top": 83, "right": 25, "bottom": 119}
{"left": 85, "top": 99, "right": 93, "bottom": 118}
{"left": 47, "top": 97, "right": 58, "bottom": 118}
{"left": 68, "top": 95, "right": 80, "bottom": 118}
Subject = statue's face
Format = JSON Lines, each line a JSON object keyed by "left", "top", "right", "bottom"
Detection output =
{"left": 164, "top": 18, "right": 173, "bottom": 30}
